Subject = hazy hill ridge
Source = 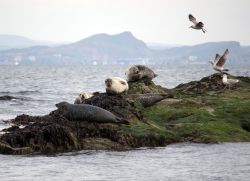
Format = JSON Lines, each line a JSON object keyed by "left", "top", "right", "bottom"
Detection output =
{"left": 0, "top": 32, "right": 249, "bottom": 65}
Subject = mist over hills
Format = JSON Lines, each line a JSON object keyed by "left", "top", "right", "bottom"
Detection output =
{"left": 0, "top": 34, "right": 61, "bottom": 51}
{"left": 0, "top": 32, "right": 249, "bottom": 65}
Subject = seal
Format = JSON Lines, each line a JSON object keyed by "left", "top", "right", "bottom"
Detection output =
{"left": 125, "top": 65, "right": 158, "bottom": 82}
{"left": 131, "top": 93, "right": 174, "bottom": 107}
{"left": 105, "top": 77, "right": 129, "bottom": 95}
{"left": 55, "top": 102, "right": 129, "bottom": 124}
{"left": 74, "top": 92, "right": 94, "bottom": 104}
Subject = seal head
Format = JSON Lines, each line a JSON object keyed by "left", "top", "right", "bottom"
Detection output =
{"left": 105, "top": 77, "right": 129, "bottom": 95}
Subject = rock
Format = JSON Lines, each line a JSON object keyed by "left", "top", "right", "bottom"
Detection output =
{"left": 0, "top": 95, "right": 19, "bottom": 101}
{"left": 1, "top": 73, "right": 250, "bottom": 155}
{"left": 0, "top": 142, "right": 33, "bottom": 155}
{"left": 175, "top": 73, "right": 228, "bottom": 94}
{"left": 128, "top": 79, "right": 168, "bottom": 94}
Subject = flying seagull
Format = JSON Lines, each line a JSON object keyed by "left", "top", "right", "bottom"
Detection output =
{"left": 222, "top": 74, "right": 239, "bottom": 90}
{"left": 210, "top": 49, "right": 229, "bottom": 73}
{"left": 189, "top": 14, "right": 206, "bottom": 33}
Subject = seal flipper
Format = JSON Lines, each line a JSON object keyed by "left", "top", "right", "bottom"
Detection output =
{"left": 115, "top": 117, "right": 129, "bottom": 124}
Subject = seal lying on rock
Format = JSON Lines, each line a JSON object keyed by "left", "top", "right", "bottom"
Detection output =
{"left": 126, "top": 65, "right": 158, "bottom": 82}
{"left": 56, "top": 102, "right": 129, "bottom": 124}
{"left": 74, "top": 92, "right": 99, "bottom": 104}
{"left": 105, "top": 77, "right": 129, "bottom": 95}
{"left": 74, "top": 92, "right": 93, "bottom": 104}
{"left": 131, "top": 93, "right": 174, "bottom": 107}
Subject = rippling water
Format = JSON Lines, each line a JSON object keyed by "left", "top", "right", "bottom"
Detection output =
{"left": 0, "top": 64, "right": 250, "bottom": 180}
{"left": 1, "top": 143, "right": 250, "bottom": 181}
{"left": 1, "top": 64, "right": 250, "bottom": 120}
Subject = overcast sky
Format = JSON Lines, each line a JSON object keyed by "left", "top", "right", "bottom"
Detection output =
{"left": 0, "top": 0, "right": 249, "bottom": 45}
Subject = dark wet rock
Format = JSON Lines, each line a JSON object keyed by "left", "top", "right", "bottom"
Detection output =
{"left": 2, "top": 125, "right": 20, "bottom": 132}
{"left": 0, "top": 112, "right": 166, "bottom": 154}
{"left": 0, "top": 95, "right": 19, "bottom": 101}
{"left": 10, "top": 114, "right": 38, "bottom": 126}
{"left": 241, "top": 121, "right": 250, "bottom": 132}
{"left": 0, "top": 142, "right": 33, "bottom": 155}
{"left": 175, "top": 73, "right": 230, "bottom": 94}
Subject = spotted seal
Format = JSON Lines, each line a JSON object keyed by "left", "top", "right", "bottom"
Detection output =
{"left": 105, "top": 77, "right": 129, "bottom": 95}
{"left": 131, "top": 93, "right": 174, "bottom": 107}
{"left": 125, "top": 65, "right": 158, "bottom": 82}
{"left": 56, "top": 102, "right": 129, "bottom": 124}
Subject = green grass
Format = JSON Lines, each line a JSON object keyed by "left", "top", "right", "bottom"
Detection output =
{"left": 137, "top": 96, "right": 249, "bottom": 142}
{"left": 121, "top": 76, "right": 250, "bottom": 144}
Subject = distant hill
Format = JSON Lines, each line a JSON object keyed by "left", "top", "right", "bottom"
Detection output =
{"left": 156, "top": 41, "right": 249, "bottom": 64}
{"left": 147, "top": 42, "right": 182, "bottom": 50}
{"left": 0, "top": 32, "right": 153, "bottom": 65}
{"left": 0, "top": 32, "right": 249, "bottom": 65}
{"left": 0, "top": 34, "right": 61, "bottom": 50}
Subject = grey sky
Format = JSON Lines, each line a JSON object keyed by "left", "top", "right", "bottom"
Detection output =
{"left": 0, "top": 0, "right": 249, "bottom": 45}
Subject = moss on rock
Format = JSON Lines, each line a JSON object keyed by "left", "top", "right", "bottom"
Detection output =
{"left": 128, "top": 79, "right": 169, "bottom": 94}
{"left": 1, "top": 73, "right": 250, "bottom": 154}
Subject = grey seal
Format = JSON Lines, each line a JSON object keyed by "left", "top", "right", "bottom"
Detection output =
{"left": 56, "top": 102, "right": 129, "bottom": 124}
{"left": 131, "top": 93, "right": 174, "bottom": 107}
{"left": 126, "top": 65, "right": 158, "bottom": 82}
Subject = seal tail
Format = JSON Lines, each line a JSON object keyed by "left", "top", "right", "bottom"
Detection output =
{"left": 116, "top": 117, "right": 129, "bottom": 124}
{"left": 160, "top": 93, "right": 174, "bottom": 99}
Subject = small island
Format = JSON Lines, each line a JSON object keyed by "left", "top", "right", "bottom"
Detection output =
{"left": 0, "top": 73, "right": 250, "bottom": 155}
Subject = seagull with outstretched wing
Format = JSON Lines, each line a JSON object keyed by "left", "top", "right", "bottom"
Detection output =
{"left": 210, "top": 49, "right": 229, "bottom": 72}
{"left": 189, "top": 14, "right": 206, "bottom": 33}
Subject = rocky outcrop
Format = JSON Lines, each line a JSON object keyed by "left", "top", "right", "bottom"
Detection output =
{"left": 175, "top": 73, "right": 228, "bottom": 94}
{"left": 1, "top": 73, "right": 250, "bottom": 155}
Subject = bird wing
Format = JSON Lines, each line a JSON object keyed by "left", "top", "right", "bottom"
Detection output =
{"left": 189, "top": 14, "right": 198, "bottom": 24}
{"left": 228, "top": 79, "right": 239, "bottom": 84}
{"left": 196, "top": 22, "right": 204, "bottom": 28}
{"left": 216, "top": 49, "right": 229, "bottom": 67}
{"left": 213, "top": 54, "right": 221, "bottom": 64}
